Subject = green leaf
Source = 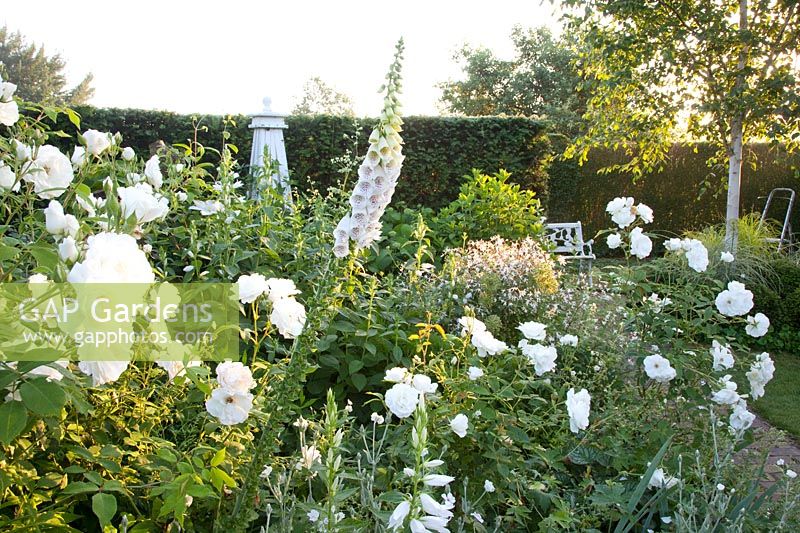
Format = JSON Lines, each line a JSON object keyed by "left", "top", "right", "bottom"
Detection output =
{"left": 0, "top": 401, "right": 27, "bottom": 445}
{"left": 210, "top": 467, "right": 236, "bottom": 492}
{"left": 19, "top": 378, "right": 66, "bottom": 416}
{"left": 91, "top": 492, "right": 117, "bottom": 527}
{"left": 61, "top": 481, "right": 100, "bottom": 495}
{"left": 347, "top": 360, "right": 364, "bottom": 374}
{"left": 210, "top": 448, "right": 226, "bottom": 467}
{"left": 350, "top": 372, "right": 367, "bottom": 391}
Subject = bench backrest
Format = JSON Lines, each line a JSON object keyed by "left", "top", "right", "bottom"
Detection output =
{"left": 545, "top": 222, "right": 585, "bottom": 254}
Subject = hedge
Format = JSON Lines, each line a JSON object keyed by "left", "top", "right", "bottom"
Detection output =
{"left": 60, "top": 108, "right": 551, "bottom": 209}
{"left": 548, "top": 144, "right": 800, "bottom": 250}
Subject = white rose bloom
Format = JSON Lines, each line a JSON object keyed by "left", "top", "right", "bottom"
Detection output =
{"left": 14, "top": 140, "right": 32, "bottom": 161}
{"left": 411, "top": 374, "right": 438, "bottom": 394}
{"left": 521, "top": 343, "right": 558, "bottom": 376}
{"left": 711, "top": 375, "right": 741, "bottom": 405}
{"left": 1, "top": 80, "right": 17, "bottom": 100}
{"left": 746, "top": 352, "right": 774, "bottom": 399}
{"left": 729, "top": 401, "right": 755, "bottom": 432}
{"left": 471, "top": 329, "right": 508, "bottom": 357}
{"left": 270, "top": 297, "right": 306, "bottom": 339}
{"left": 119, "top": 183, "right": 169, "bottom": 223}
{"left": 518, "top": 320, "right": 547, "bottom": 341}
{"left": 67, "top": 232, "right": 154, "bottom": 283}
{"left": 606, "top": 197, "right": 635, "bottom": 228}
{"left": 720, "top": 251, "right": 735, "bottom": 263}
{"left": 484, "top": 479, "right": 496, "bottom": 492}
{"left": 176, "top": 191, "right": 188, "bottom": 202}
{"left": 648, "top": 468, "right": 679, "bottom": 489}
{"left": 559, "top": 334, "right": 579, "bottom": 346}
{"left": 385, "top": 382, "right": 420, "bottom": 418}
{"left": 715, "top": 281, "right": 754, "bottom": 317}
{"left": 710, "top": 340, "right": 734, "bottom": 371}
{"left": 78, "top": 361, "right": 129, "bottom": 387}
{"left": 606, "top": 233, "right": 622, "bottom": 249}
{"left": 745, "top": 313, "right": 769, "bottom": 338}
{"left": 467, "top": 366, "right": 484, "bottom": 380}
{"left": 24, "top": 145, "right": 74, "bottom": 199}
{"left": 0, "top": 100, "right": 19, "bottom": 126}
{"left": 458, "top": 316, "right": 487, "bottom": 336}
{"left": 44, "top": 200, "right": 69, "bottom": 235}
{"left": 684, "top": 240, "right": 709, "bottom": 272}
{"left": 157, "top": 359, "right": 201, "bottom": 380}
{"left": 643, "top": 354, "right": 677, "bottom": 383}
{"left": 205, "top": 387, "right": 253, "bottom": 425}
{"left": 629, "top": 227, "right": 653, "bottom": 259}
{"left": 144, "top": 155, "right": 163, "bottom": 188}
{"left": 635, "top": 203, "right": 654, "bottom": 224}
{"left": 28, "top": 273, "right": 49, "bottom": 284}
{"left": 388, "top": 500, "right": 411, "bottom": 531}
{"left": 81, "top": 129, "right": 112, "bottom": 156}
{"left": 58, "top": 236, "right": 80, "bottom": 263}
{"left": 190, "top": 200, "right": 225, "bottom": 216}
{"left": 236, "top": 273, "right": 268, "bottom": 304}
{"left": 566, "top": 388, "right": 591, "bottom": 434}
{"left": 664, "top": 238, "right": 683, "bottom": 252}
{"left": 265, "top": 278, "right": 301, "bottom": 303}
{"left": 0, "top": 161, "right": 19, "bottom": 191}
{"left": 450, "top": 413, "right": 468, "bottom": 438}
{"left": 121, "top": 146, "right": 136, "bottom": 161}
{"left": 384, "top": 366, "right": 411, "bottom": 383}
{"left": 215, "top": 361, "right": 256, "bottom": 393}
{"left": 71, "top": 146, "right": 86, "bottom": 168}
{"left": 24, "top": 361, "right": 69, "bottom": 382}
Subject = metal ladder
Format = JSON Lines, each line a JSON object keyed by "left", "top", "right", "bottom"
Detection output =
{"left": 758, "top": 188, "right": 796, "bottom": 251}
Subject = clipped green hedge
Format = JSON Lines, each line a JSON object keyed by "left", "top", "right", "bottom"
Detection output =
{"left": 60, "top": 108, "right": 550, "bottom": 209}
{"left": 548, "top": 144, "right": 800, "bottom": 250}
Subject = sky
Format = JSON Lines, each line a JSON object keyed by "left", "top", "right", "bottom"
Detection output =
{"left": 1, "top": 1, "right": 562, "bottom": 117}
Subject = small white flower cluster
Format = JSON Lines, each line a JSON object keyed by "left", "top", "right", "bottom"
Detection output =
{"left": 334, "top": 41, "right": 405, "bottom": 258}
{"left": 383, "top": 367, "right": 438, "bottom": 419}
{"left": 663, "top": 237, "right": 709, "bottom": 272}
{"left": 0, "top": 74, "right": 19, "bottom": 127}
{"left": 205, "top": 361, "right": 255, "bottom": 426}
{"left": 235, "top": 274, "right": 307, "bottom": 339}
{"left": 458, "top": 316, "right": 508, "bottom": 357}
{"left": 605, "top": 197, "right": 653, "bottom": 259}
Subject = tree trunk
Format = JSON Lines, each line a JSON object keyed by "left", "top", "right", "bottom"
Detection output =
{"left": 724, "top": 116, "right": 744, "bottom": 252}
{"left": 724, "top": 0, "right": 749, "bottom": 253}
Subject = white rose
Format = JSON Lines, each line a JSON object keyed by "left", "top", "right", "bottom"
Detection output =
{"left": 1, "top": 80, "right": 17, "bottom": 100}
{"left": 215, "top": 361, "right": 256, "bottom": 393}
{"left": 458, "top": 316, "right": 486, "bottom": 336}
{"left": 144, "top": 155, "right": 163, "bottom": 188}
{"left": 711, "top": 375, "right": 741, "bottom": 405}
{"left": 606, "top": 197, "right": 635, "bottom": 228}
{"left": 385, "top": 367, "right": 411, "bottom": 383}
{"left": 237, "top": 273, "right": 268, "bottom": 304}
{"left": 156, "top": 359, "right": 201, "bottom": 380}
{"left": 71, "top": 146, "right": 86, "bottom": 167}
{"left": 24, "top": 145, "right": 74, "bottom": 199}
{"left": 385, "top": 382, "right": 419, "bottom": 418}
{"left": 635, "top": 203, "right": 654, "bottom": 224}
{"left": 270, "top": 297, "right": 306, "bottom": 339}
{"left": 521, "top": 343, "right": 558, "bottom": 376}
{"left": 78, "top": 361, "right": 129, "bottom": 387}
{"left": 0, "top": 161, "right": 19, "bottom": 191}
{"left": 720, "top": 251, "right": 734, "bottom": 263}
{"left": 0, "top": 100, "right": 19, "bottom": 127}
{"left": 729, "top": 401, "right": 755, "bottom": 432}
{"left": 121, "top": 146, "right": 136, "bottom": 161}
{"left": 119, "top": 183, "right": 169, "bottom": 223}
{"left": 559, "top": 334, "right": 579, "bottom": 346}
{"left": 265, "top": 278, "right": 301, "bottom": 303}
{"left": 746, "top": 352, "right": 774, "bottom": 400}
{"left": 643, "top": 354, "right": 677, "bottom": 383}
{"left": 715, "top": 281, "right": 754, "bottom": 317}
{"left": 664, "top": 238, "right": 682, "bottom": 252}
{"left": 67, "top": 232, "right": 154, "bottom": 283}
{"left": 176, "top": 191, "right": 188, "bottom": 202}
{"left": 58, "top": 236, "right": 80, "bottom": 263}
{"left": 411, "top": 374, "right": 438, "bottom": 394}
{"left": 566, "top": 388, "right": 591, "bottom": 434}
{"left": 471, "top": 329, "right": 508, "bottom": 357}
{"left": 205, "top": 387, "right": 253, "bottom": 425}
{"left": 684, "top": 240, "right": 709, "bottom": 272}
{"left": 81, "top": 129, "right": 112, "bottom": 156}
{"left": 745, "top": 313, "right": 769, "bottom": 338}
{"left": 450, "top": 413, "right": 469, "bottom": 438}
{"left": 44, "top": 200, "right": 67, "bottom": 235}
{"left": 467, "top": 366, "right": 484, "bottom": 380}
{"left": 606, "top": 233, "right": 622, "bottom": 249}
{"left": 710, "top": 340, "right": 734, "bottom": 371}
{"left": 517, "top": 320, "right": 547, "bottom": 341}
{"left": 629, "top": 227, "right": 652, "bottom": 259}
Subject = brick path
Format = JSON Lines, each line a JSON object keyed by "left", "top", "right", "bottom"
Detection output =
{"left": 737, "top": 414, "right": 800, "bottom": 489}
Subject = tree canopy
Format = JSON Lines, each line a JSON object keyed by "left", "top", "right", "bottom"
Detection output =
{"left": 438, "top": 26, "right": 584, "bottom": 132}
{"left": 292, "top": 76, "right": 354, "bottom": 116}
{"left": 0, "top": 26, "right": 94, "bottom": 106}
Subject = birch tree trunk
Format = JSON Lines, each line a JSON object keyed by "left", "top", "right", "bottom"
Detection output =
{"left": 724, "top": 0, "right": 749, "bottom": 253}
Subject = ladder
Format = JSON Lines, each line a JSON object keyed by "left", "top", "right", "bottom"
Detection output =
{"left": 759, "top": 188, "right": 796, "bottom": 251}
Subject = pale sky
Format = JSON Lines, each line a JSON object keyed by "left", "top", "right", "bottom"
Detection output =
{"left": 2, "top": 1, "right": 561, "bottom": 116}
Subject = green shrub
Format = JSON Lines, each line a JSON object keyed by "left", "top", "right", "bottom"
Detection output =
{"left": 431, "top": 169, "right": 546, "bottom": 250}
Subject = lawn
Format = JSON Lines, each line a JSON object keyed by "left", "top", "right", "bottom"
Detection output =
{"left": 754, "top": 351, "right": 800, "bottom": 439}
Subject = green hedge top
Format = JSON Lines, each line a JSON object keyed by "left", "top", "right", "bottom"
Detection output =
{"left": 61, "top": 107, "right": 550, "bottom": 209}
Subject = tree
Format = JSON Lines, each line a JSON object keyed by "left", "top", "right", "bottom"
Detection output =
{"left": 439, "top": 26, "right": 584, "bottom": 132}
{"left": 560, "top": 0, "right": 800, "bottom": 250}
{"left": 0, "top": 26, "right": 94, "bottom": 105}
{"left": 292, "top": 77, "right": 354, "bottom": 116}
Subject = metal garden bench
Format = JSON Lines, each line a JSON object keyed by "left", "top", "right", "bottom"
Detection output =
{"left": 544, "top": 222, "right": 596, "bottom": 284}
